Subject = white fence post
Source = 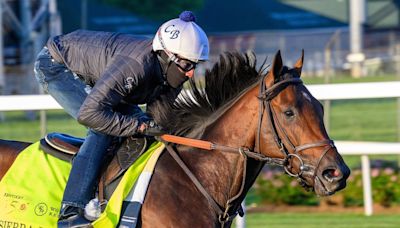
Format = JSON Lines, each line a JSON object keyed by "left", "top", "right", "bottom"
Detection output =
{"left": 361, "top": 155, "right": 373, "bottom": 216}
{"left": 235, "top": 201, "right": 246, "bottom": 228}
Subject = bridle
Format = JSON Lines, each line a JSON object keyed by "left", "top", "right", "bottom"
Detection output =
{"left": 162, "top": 74, "right": 336, "bottom": 227}
{"left": 256, "top": 75, "right": 335, "bottom": 179}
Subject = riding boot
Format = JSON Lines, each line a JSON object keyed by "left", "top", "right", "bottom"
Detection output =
{"left": 58, "top": 204, "right": 92, "bottom": 228}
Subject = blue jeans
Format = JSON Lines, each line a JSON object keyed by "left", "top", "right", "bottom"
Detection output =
{"left": 34, "top": 47, "right": 114, "bottom": 209}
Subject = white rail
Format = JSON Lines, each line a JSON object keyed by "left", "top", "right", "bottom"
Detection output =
{"left": 0, "top": 94, "right": 61, "bottom": 111}
{"left": 1, "top": 81, "right": 400, "bottom": 111}
{"left": 1, "top": 81, "right": 400, "bottom": 220}
{"left": 308, "top": 81, "right": 400, "bottom": 100}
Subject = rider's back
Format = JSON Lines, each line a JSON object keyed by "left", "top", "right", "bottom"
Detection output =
{"left": 46, "top": 29, "right": 154, "bottom": 85}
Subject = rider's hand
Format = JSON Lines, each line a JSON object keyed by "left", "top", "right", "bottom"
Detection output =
{"left": 137, "top": 120, "right": 166, "bottom": 137}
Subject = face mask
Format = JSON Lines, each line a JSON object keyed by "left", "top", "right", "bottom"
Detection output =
{"left": 157, "top": 51, "right": 188, "bottom": 88}
{"left": 166, "top": 63, "right": 188, "bottom": 88}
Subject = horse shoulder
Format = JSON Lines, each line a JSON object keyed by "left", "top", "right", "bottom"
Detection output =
{"left": 141, "top": 151, "right": 216, "bottom": 227}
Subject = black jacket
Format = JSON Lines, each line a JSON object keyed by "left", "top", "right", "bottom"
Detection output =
{"left": 47, "top": 29, "right": 179, "bottom": 136}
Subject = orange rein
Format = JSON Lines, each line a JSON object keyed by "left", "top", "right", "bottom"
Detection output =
{"left": 160, "top": 134, "right": 246, "bottom": 154}
{"left": 160, "top": 134, "right": 214, "bottom": 151}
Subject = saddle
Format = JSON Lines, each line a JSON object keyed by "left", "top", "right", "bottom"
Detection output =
{"left": 39, "top": 132, "right": 152, "bottom": 206}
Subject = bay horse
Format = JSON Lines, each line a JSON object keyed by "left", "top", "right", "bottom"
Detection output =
{"left": 0, "top": 50, "right": 350, "bottom": 227}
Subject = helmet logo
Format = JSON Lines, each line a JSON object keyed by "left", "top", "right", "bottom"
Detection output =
{"left": 164, "top": 25, "right": 180, "bottom": 39}
{"left": 124, "top": 77, "right": 134, "bottom": 91}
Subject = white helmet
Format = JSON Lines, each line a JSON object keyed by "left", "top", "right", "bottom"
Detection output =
{"left": 153, "top": 11, "right": 209, "bottom": 62}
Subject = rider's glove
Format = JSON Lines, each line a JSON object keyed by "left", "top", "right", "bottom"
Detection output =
{"left": 137, "top": 120, "right": 166, "bottom": 137}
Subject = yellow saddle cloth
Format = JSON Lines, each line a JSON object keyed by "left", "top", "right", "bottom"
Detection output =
{"left": 0, "top": 142, "right": 70, "bottom": 227}
{"left": 0, "top": 141, "right": 164, "bottom": 228}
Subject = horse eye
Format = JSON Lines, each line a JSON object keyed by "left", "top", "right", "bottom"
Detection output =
{"left": 284, "top": 110, "right": 295, "bottom": 117}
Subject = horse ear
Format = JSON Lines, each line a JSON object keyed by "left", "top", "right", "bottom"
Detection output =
{"left": 271, "top": 50, "right": 283, "bottom": 81}
{"left": 293, "top": 49, "right": 304, "bottom": 76}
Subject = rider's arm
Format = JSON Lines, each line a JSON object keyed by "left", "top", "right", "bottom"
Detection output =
{"left": 77, "top": 56, "right": 147, "bottom": 137}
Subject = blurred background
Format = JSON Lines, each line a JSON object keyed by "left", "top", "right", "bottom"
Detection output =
{"left": 1, "top": 0, "right": 400, "bottom": 227}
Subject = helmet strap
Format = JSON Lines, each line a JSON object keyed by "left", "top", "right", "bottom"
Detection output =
{"left": 157, "top": 51, "right": 172, "bottom": 78}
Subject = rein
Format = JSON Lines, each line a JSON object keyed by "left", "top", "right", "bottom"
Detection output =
{"left": 161, "top": 134, "right": 286, "bottom": 165}
{"left": 160, "top": 76, "right": 335, "bottom": 227}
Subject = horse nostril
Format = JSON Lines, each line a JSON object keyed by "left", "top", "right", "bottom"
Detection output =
{"left": 333, "top": 169, "right": 341, "bottom": 177}
{"left": 322, "top": 168, "right": 342, "bottom": 183}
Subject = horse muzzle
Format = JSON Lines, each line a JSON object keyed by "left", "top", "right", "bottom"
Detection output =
{"left": 311, "top": 150, "right": 351, "bottom": 196}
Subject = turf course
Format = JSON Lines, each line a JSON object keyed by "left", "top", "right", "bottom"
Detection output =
{"left": 236, "top": 213, "right": 400, "bottom": 228}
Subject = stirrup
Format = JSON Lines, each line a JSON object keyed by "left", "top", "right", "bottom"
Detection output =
{"left": 58, "top": 205, "right": 92, "bottom": 228}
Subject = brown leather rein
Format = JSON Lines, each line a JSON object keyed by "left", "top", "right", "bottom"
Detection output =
{"left": 160, "top": 76, "right": 335, "bottom": 227}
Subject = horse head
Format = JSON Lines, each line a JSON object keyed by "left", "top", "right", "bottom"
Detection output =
{"left": 257, "top": 50, "right": 350, "bottom": 196}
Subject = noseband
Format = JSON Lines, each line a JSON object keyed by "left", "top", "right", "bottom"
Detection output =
{"left": 256, "top": 76, "right": 335, "bottom": 179}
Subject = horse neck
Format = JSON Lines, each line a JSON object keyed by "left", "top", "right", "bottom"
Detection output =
{"left": 182, "top": 85, "right": 264, "bottom": 209}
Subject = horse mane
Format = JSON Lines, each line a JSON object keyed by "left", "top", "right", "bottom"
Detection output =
{"left": 148, "top": 52, "right": 267, "bottom": 136}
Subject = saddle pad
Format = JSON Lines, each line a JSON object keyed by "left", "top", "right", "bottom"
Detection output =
{"left": 93, "top": 141, "right": 165, "bottom": 227}
{"left": 0, "top": 141, "right": 164, "bottom": 228}
{"left": 0, "top": 142, "right": 71, "bottom": 227}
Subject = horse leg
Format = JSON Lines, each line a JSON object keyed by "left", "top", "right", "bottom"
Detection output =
{"left": 0, "top": 139, "right": 31, "bottom": 180}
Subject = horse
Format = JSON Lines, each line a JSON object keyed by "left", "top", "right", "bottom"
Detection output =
{"left": 0, "top": 50, "right": 350, "bottom": 227}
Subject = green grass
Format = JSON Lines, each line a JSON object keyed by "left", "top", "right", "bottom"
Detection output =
{"left": 238, "top": 213, "right": 400, "bottom": 228}
{"left": 0, "top": 99, "right": 398, "bottom": 144}
{"left": 0, "top": 110, "right": 86, "bottom": 142}
{"left": 303, "top": 74, "right": 400, "bottom": 84}
{"left": 0, "top": 93, "right": 398, "bottom": 144}
{"left": 330, "top": 98, "right": 398, "bottom": 142}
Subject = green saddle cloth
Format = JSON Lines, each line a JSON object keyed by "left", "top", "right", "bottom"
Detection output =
{"left": 0, "top": 142, "right": 70, "bottom": 227}
{"left": 0, "top": 141, "right": 163, "bottom": 228}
